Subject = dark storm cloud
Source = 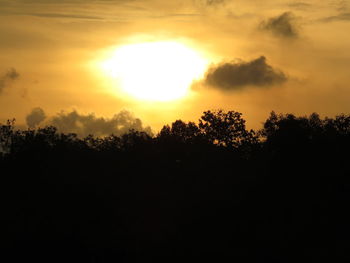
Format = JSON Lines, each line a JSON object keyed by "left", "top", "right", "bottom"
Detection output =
{"left": 50, "top": 110, "right": 152, "bottom": 137}
{"left": 260, "top": 12, "right": 298, "bottom": 38}
{"left": 321, "top": 13, "right": 350, "bottom": 22}
{"left": 205, "top": 56, "right": 287, "bottom": 90}
{"left": 0, "top": 68, "right": 20, "bottom": 94}
{"left": 26, "top": 107, "right": 46, "bottom": 128}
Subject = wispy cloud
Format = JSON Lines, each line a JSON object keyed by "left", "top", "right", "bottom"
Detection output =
{"left": 28, "top": 12, "right": 104, "bottom": 20}
{"left": 0, "top": 0, "right": 139, "bottom": 21}
{"left": 0, "top": 68, "right": 20, "bottom": 94}
{"left": 321, "top": 13, "right": 350, "bottom": 22}
{"left": 260, "top": 12, "right": 299, "bottom": 38}
{"left": 288, "top": 2, "right": 311, "bottom": 10}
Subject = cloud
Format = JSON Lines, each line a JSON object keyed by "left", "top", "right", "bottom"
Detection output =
{"left": 336, "top": 1, "right": 349, "bottom": 12}
{"left": 205, "top": 0, "right": 225, "bottom": 5}
{"left": 260, "top": 12, "right": 298, "bottom": 38}
{"left": 5, "top": 68, "right": 20, "bottom": 79}
{"left": 148, "top": 13, "right": 201, "bottom": 19}
{"left": 0, "top": 0, "right": 137, "bottom": 21}
{"left": 288, "top": 2, "right": 311, "bottom": 10}
{"left": 3, "top": 0, "right": 133, "bottom": 3}
{"left": 28, "top": 13, "right": 104, "bottom": 20}
{"left": 321, "top": 13, "right": 350, "bottom": 22}
{"left": 194, "top": 0, "right": 225, "bottom": 8}
{"left": 26, "top": 107, "right": 46, "bottom": 128}
{"left": 49, "top": 110, "right": 152, "bottom": 137}
{"left": 205, "top": 56, "right": 287, "bottom": 90}
{"left": 0, "top": 68, "right": 20, "bottom": 94}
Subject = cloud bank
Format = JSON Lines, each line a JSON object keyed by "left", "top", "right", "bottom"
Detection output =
{"left": 25, "top": 108, "right": 152, "bottom": 137}
{"left": 205, "top": 56, "right": 287, "bottom": 90}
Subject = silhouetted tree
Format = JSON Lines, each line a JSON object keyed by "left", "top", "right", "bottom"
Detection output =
{"left": 157, "top": 120, "right": 203, "bottom": 144}
{"left": 120, "top": 129, "right": 152, "bottom": 151}
{"left": 199, "top": 110, "right": 258, "bottom": 148}
{"left": 261, "top": 111, "right": 350, "bottom": 148}
{"left": 2, "top": 110, "right": 350, "bottom": 263}
{"left": 0, "top": 119, "right": 15, "bottom": 155}
{"left": 324, "top": 114, "right": 350, "bottom": 135}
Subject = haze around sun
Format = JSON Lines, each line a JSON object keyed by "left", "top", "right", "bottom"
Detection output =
{"left": 98, "top": 41, "right": 209, "bottom": 102}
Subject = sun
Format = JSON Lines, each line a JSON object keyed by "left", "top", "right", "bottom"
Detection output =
{"left": 100, "top": 41, "right": 208, "bottom": 102}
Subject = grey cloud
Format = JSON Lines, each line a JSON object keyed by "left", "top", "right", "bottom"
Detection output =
{"left": 260, "top": 12, "right": 298, "bottom": 38}
{"left": 205, "top": 56, "right": 287, "bottom": 90}
{"left": 0, "top": 68, "right": 20, "bottom": 94}
{"left": 26, "top": 107, "right": 46, "bottom": 128}
{"left": 50, "top": 110, "right": 152, "bottom": 137}
{"left": 321, "top": 13, "right": 350, "bottom": 22}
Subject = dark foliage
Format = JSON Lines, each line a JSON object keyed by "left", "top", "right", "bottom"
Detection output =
{"left": 1, "top": 110, "right": 350, "bottom": 262}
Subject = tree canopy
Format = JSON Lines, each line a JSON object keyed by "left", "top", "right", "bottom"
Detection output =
{"left": 1, "top": 110, "right": 350, "bottom": 262}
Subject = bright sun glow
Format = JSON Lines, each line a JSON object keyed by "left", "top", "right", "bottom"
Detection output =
{"left": 100, "top": 41, "right": 208, "bottom": 102}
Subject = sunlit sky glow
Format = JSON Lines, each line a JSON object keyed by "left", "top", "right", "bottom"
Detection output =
{"left": 1, "top": 0, "right": 350, "bottom": 133}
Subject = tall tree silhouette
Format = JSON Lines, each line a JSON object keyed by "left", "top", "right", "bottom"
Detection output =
{"left": 199, "top": 110, "right": 257, "bottom": 148}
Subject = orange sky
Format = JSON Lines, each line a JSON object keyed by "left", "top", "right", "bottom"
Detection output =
{"left": 1, "top": 0, "right": 350, "bottom": 135}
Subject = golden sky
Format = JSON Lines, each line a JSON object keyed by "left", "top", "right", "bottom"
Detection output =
{"left": 1, "top": 0, "right": 350, "bottom": 135}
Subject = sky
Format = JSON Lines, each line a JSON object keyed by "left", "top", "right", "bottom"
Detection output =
{"left": 1, "top": 0, "right": 350, "bottom": 135}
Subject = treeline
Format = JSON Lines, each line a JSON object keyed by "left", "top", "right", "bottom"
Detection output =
{"left": 1, "top": 110, "right": 350, "bottom": 262}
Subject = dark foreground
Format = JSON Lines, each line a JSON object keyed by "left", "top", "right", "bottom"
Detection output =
{"left": 1, "top": 110, "right": 350, "bottom": 262}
